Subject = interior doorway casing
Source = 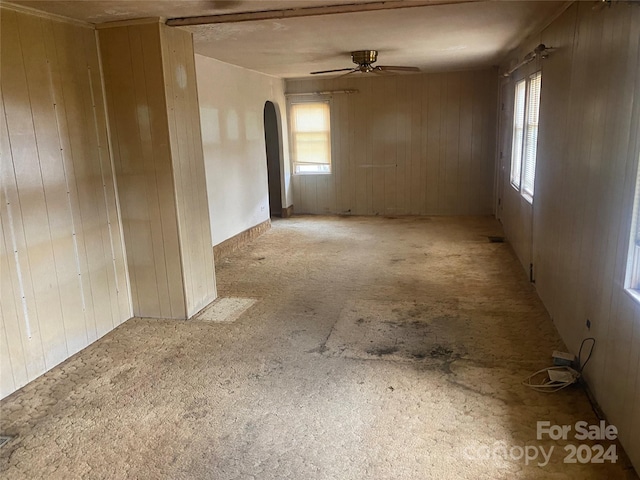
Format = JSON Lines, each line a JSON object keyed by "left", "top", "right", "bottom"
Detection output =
{"left": 264, "top": 101, "right": 283, "bottom": 217}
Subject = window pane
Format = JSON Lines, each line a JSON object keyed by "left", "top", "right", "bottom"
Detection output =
{"left": 510, "top": 80, "right": 526, "bottom": 188}
{"left": 291, "top": 103, "right": 330, "bottom": 133}
{"left": 522, "top": 125, "right": 538, "bottom": 196}
{"left": 522, "top": 72, "right": 542, "bottom": 199}
{"left": 635, "top": 163, "right": 640, "bottom": 247}
{"left": 295, "top": 164, "right": 331, "bottom": 174}
{"left": 626, "top": 157, "right": 640, "bottom": 294}
{"left": 294, "top": 132, "right": 330, "bottom": 164}
{"left": 290, "top": 102, "right": 331, "bottom": 174}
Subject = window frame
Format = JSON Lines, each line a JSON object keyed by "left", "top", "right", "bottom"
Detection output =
{"left": 625, "top": 155, "right": 640, "bottom": 303}
{"left": 288, "top": 99, "right": 332, "bottom": 175}
{"left": 510, "top": 71, "right": 542, "bottom": 204}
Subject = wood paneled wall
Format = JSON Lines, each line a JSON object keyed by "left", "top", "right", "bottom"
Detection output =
{"left": 99, "top": 21, "right": 186, "bottom": 319}
{"left": 0, "top": 8, "right": 131, "bottom": 399}
{"left": 160, "top": 26, "right": 216, "bottom": 317}
{"left": 497, "top": 56, "right": 537, "bottom": 278}
{"left": 285, "top": 69, "right": 498, "bottom": 215}
{"left": 499, "top": 2, "right": 640, "bottom": 470}
{"left": 99, "top": 21, "right": 216, "bottom": 319}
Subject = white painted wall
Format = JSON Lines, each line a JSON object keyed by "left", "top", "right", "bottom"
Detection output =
{"left": 195, "top": 55, "right": 291, "bottom": 246}
{"left": 499, "top": 2, "right": 640, "bottom": 471}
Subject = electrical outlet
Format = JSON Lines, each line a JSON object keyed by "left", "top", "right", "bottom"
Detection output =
{"left": 586, "top": 318, "right": 591, "bottom": 330}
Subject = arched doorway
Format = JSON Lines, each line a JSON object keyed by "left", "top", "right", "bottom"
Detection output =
{"left": 263, "top": 101, "right": 283, "bottom": 217}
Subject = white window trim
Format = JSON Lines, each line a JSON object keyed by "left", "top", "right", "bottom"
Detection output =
{"left": 288, "top": 98, "right": 333, "bottom": 176}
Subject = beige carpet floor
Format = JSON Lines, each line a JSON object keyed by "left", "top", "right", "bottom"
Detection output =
{"left": 1, "top": 216, "right": 637, "bottom": 479}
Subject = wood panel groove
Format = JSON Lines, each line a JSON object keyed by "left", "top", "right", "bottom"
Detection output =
{"left": 17, "top": 13, "right": 72, "bottom": 363}
{"left": 287, "top": 69, "right": 497, "bottom": 215}
{"left": 1, "top": 7, "right": 131, "bottom": 399}
{"left": 499, "top": 2, "right": 640, "bottom": 470}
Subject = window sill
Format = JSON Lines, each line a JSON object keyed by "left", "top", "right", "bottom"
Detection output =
{"left": 624, "top": 288, "right": 640, "bottom": 306}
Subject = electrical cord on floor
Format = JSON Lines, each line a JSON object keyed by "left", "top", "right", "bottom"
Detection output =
{"left": 522, "top": 338, "right": 596, "bottom": 393}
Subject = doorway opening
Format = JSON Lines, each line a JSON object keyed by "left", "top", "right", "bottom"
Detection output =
{"left": 263, "top": 101, "right": 283, "bottom": 217}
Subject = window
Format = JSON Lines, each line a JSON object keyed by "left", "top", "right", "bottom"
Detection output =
{"left": 510, "top": 79, "right": 526, "bottom": 189}
{"left": 290, "top": 101, "right": 331, "bottom": 174}
{"left": 510, "top": 72, "right": 542, "bottom": 203}
{"left": 626, "top": 156, "right": 640, "bottom": 301}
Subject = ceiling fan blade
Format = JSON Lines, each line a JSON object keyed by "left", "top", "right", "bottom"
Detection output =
{"left": 310, "top": 67, "right": 355, "bottom": 75}
{"left": 336, "top": 69, "right": 359, "bottom": 79}
{"left": 376, "top": 66, "right": 421, "bottom": 72}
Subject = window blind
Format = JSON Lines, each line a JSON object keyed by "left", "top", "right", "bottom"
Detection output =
{"left": 627, "top": 158, "right": 640, "bottom": 293}
{"left": 510, "top": 79, "right": 526, "bottom": 189}
{"left": 634, "top": 163, "right": 640, "bottom": 247}
{"left": 522, "top": 72, "right": 542, "bottom": 199}
{"left": 291, "top": 102, "right": 331, "bottom": 172}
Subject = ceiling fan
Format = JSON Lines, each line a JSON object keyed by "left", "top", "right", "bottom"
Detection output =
{"left": 310, "top": 50, "right": 420, "bottom": 77}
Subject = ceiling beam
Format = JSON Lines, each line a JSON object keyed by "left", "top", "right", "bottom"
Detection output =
{"left": 166, "top": 0, "right": 483, "bottom": 27}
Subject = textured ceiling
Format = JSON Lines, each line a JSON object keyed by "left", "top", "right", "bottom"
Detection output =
{"left": 8, "top": 0, "right": 389, "bottom": 22}
{"left": 188, "top": 1, "right": 565, "bottom": 78}
{"left": 7, "top": 1, "right": 567, "bottom": 78}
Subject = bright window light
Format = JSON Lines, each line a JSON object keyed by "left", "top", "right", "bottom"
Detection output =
{"left": 290, "top": 101, "right": 331, "bottom": 174}
{"left": 510, "top": 79, "right": 526, "bottom": 189}
{"left": 625, "top": 156, "right": 640, "bottom": 302}
{"left": 510, "top": 72, "right": 542, "bottom": 203}
{"left": 522, "top": 72, "right": 542, "bottom": 200}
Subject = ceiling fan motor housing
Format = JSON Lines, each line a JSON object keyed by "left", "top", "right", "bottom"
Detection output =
{"left": 351, "top": 50, "right": 378, "bottom": 66}
{"left": 309, "top": 49, "right": 418, "bottom": 75}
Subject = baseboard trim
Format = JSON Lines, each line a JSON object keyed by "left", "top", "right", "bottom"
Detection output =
{"left": 213, "top": 219, "right": 271, "bottom": 262}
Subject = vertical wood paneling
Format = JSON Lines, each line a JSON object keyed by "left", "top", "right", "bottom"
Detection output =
{"left": 458, "top": 75, "right": 474, "bottom": 214}
{"left": 333, "top": 78, "right": 345, "bottom": 213}
{"left": 99, "top": 22, "right": 189, "bottom": 319}
{"left": 127, "top": 25, "right": 172, "bottom": 319}
{"left": 500, "top": 43, "right": 537, "bottom": 275}
{"left": 55, "top": 19, "right": 106, "bottom": 347}
{"left": 160, "top": 26, "right": 191, "bottom": 312}
{"left": 0, "top": 304, "right": 16, "bottom": 396}
{"left": 160, "top": 25, "right": 216, "bottom": 317}
{"left": 0, "top": 80, "right": 31, "bottom": 394}
{"left": 443, "top": 72, "right": 461, "bottom": 215}
{"left": 424, "top": 75, "right": 439, "bottom": 213}
{"left": 100, "top": 22, "right": 216, "bottom": 320}
{"left": 0, "top": 7, "right": 131, "bottom": 399}
{"left": 409, "top": 75, "right": 423, "bottom": 213}
{"left": 101, "top": 26, "right": 152, "bottom": 316}
{"left": 499, "top": 2, "right": 640, "bottom": 471}
{"left": 395, "top": 75, "right": 410, "bottom": 214}
{"left": 287, "top": 68, "right": 498, "bottom": 215}
{"left": 6, "top": 11, "right": 69, "bottom": 367}
{"left": 471, "top": 72, "right": 492, "bottom": 215}
{"left": 354, "top": 79, "right": 368, "bottom": 214}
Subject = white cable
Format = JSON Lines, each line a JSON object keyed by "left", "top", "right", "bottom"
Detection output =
{"left": 522, "top": 366, "right": 581, "bottom": 393}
